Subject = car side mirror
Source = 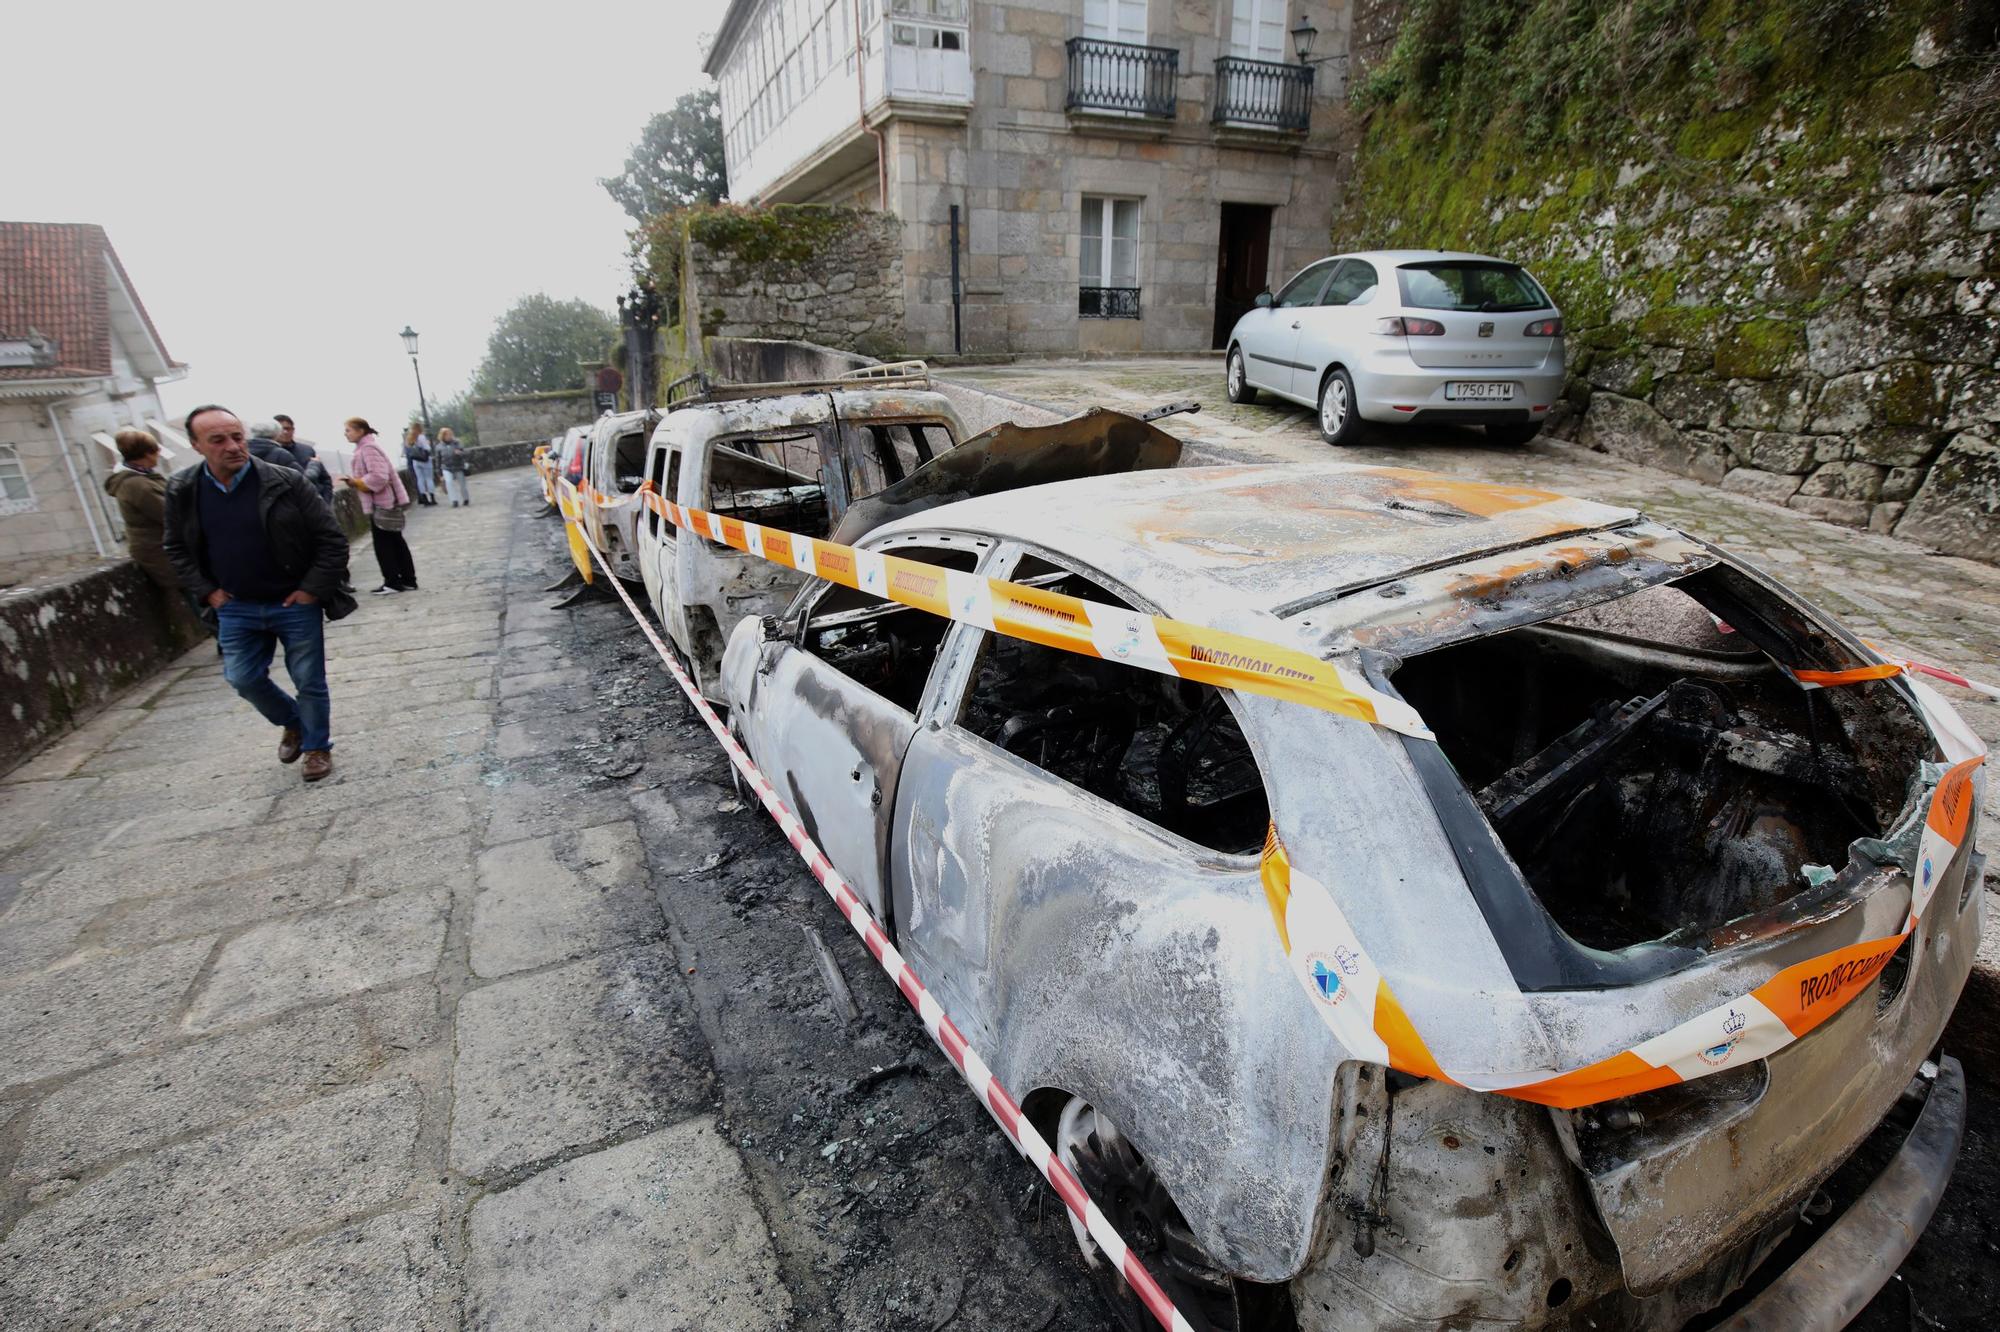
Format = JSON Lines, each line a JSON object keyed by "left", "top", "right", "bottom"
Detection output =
{"left": 760, "top": 614, "right": 785, "bottom": 642}
{"left": 1253, "top": 290, "right": 1274, "bottom": 308}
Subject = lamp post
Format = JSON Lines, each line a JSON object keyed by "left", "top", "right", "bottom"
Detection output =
{"left": 1290, "top": 16, "right": 1343, "bottom": 67}
{"left": 400, "top": 325, "right": 434, "bottom": 441}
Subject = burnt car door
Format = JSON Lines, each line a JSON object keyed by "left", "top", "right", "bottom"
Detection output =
{"left": 735, "top": 534, "right": 991, "bottom": 926}
{"left": 888, "top": 546, "right": 1272, "bottom": 1054}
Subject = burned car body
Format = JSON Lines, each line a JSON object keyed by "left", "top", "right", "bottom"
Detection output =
{"left": 637, "top": 366, "right": 1187, "bottom": 701}
{"left": 718, "top": 462, "right": 1981, "bottom": 1329}
{"left": 634, "top": 365, "right": 966, "bottom": 699}
{"left": 581, "top": 407, "right": 661, "bottom": 580}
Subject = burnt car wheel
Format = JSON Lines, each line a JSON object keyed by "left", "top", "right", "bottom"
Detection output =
{"left": 1226, "top": 347, "right": 1258, "bottom": 405}
{"left": 1316, "top": 369, "right": 1362, "bottom": 446}
{"left": 1054, "top": 1095, "right": 1256, "bottom": 1332}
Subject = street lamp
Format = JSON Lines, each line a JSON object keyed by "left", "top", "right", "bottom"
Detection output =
{"left": 399, "top": 325, "right": 434, "bottom": 440}
{"left": 1291, "top": 17, "right": 1317, "bottom": 63}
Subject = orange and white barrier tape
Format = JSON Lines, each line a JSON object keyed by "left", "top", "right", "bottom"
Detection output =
{"left": 639, "top": 489, "right": 1433, "bottom": 739}
{"left": 572, "top": 526, "right": 1198, "bottom": 1332}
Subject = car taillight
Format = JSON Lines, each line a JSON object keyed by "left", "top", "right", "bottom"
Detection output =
{"left": 1374, "top": 316, "right": 1446, "bottom": 336}
{"left": 1525, "top": 318, "right": 1565, "bottom": 336}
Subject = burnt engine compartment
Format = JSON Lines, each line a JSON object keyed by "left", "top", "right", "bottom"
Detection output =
{"left": 1389, "top": 580, "right": 1927, "bottom": 950}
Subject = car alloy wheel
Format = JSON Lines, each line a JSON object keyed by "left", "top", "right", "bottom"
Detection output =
{"left": 1054, "top": 1095, "right": 1243, "bottom": 1332}
{"left": 1225, "top": 348, "right": 1257, "bottom": 405}
{"left": 1317, "top": 368, "right": 1359, "bottom": 446}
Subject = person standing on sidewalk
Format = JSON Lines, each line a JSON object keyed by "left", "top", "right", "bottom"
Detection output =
{"left": 344, "top": 418, "right": 419, "bottom": 593}
{"left": 274, "top": 414, "right": 334, "bottom": 507}
{"left": 164, "top": 405, "right": 353, "bottom": 782}
{"left": 436, "top": 427, "right": 470, "bottom": 507}
{"left": 405, "top": 422, "right": 437, "bottom": 506}
{"left": 247, "top": 420, "right": 305, "bottom": 470}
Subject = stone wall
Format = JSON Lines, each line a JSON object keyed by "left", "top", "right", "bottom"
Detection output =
{"left": 470, "top": 391, "right": 596, "bottom": 449}
{"left": 680, "top": 206, "right": 906, "bottom": 361}
{"left": 0, "top": 559, "right": 197, "bottom": 773}
{"left": 462, "top": 442, "right": 541, "bottom": 474}
{"left": 1336, "top": 0, "right": 2000, "bottom": 560}
{"left": 702, "top": 336, "right": 874, "bottom": 384}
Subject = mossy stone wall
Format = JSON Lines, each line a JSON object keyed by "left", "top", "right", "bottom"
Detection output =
{"left": 1336, "top": 0, "right": 2000, "bottom": 558}
{"left": 675, "top": 205, "right": 906, "bottom": 364}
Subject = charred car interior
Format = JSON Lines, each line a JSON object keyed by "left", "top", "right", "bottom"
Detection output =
{"left": 1390, "top": 571, "right": 1931, "bottom": 956}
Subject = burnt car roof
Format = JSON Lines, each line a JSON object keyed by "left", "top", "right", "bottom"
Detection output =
{"left": 875, "top": 463, "right": 1637, "bottom": 619}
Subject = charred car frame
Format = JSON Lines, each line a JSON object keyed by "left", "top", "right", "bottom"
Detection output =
{"left": 716, "top": 461, "right": 1980, "bottom": 1330}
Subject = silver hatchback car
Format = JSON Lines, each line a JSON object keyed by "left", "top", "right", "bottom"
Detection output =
{"left": 1225, "top": 249, "right": 1567, "bottom": 446}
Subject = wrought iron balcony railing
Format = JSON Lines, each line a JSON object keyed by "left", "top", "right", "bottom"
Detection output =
{"left": 1211, "top": 56, "right": 1313, "bottom": 132}
{"left": 1065, "top": 37, "right": 1178, "bottom": 119}
{"left": 1079, "top": 286, "right": 1143, "bottom": 320}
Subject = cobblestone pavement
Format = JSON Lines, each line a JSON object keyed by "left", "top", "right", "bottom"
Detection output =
{"left": 0, "top": 477, "right": 1097, "bottom": 1331}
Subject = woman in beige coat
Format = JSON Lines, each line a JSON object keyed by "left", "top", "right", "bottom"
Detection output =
{"left": 104, "top": 429, "right": 176, "bottom": 590}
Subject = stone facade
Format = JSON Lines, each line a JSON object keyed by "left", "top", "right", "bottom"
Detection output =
{"left": 709, "top": 0, "right": 1355, "bottom": 357}
{"left": 470, "top": 391, "right": 597, "bottom": 449}
{"left": 0, "top": 388, "right": 178, "bottom": 583}
{"left": 1337, "top": 0, "right": 2000, "bottom": 561}
{"left": 680, "top": 209, "right": 906, "bottom": 360}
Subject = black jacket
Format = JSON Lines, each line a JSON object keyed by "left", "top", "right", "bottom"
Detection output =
{"left": 163, "top": 457, "right": 356, "bottom": 621}
{"left": 249, "top": 437, "right": 304, "bottom": 470}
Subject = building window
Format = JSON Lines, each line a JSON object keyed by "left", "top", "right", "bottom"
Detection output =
{"left": 1229, "top": 0, "right": 1287, "bottom": 61}
{"left": 1079, "top": 195, "right": 1141, "bottom": 319}
{"left": 0, "top": 444, "right": 36, "bottom": 515}
{"left": 1084, "top": 0, "right": 1148, "bottom": 43}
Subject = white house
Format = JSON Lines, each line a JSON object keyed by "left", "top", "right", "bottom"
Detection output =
{"left": 0, "top": 222, "right": 188, "bottom": 582}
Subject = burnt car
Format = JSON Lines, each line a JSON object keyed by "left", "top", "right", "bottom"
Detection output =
{"left": 635, "top": 363, "right": 967, "bottom": 699}
{"left": 580, "top": 407, "right": 661, "bottom": 580}
{"left": 718, "top": 461, "right": 1982, "bottom": 1330}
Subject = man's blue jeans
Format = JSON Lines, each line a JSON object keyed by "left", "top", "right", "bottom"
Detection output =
{"left": 216, "top": 600, "right": 332, "bottom": 752}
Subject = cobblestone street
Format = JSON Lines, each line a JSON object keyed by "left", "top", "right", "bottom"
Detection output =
{"left": 0, "top": 476, "right": 1096, "bottom": 1331}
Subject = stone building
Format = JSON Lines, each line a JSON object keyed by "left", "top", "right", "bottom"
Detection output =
{"left": 703, "top": 0, "right": 1350, "bottom": 356}
{"left": 0, "top": 223, "right": 187, "bottom": 582}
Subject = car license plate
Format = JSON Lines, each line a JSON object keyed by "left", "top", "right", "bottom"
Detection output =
{"left": 1448, "top": 382, "right": 1514, "bottom": 401}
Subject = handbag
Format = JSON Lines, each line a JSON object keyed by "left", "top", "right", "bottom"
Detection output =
{"left": 372, "top": 503, "right": 408, "bottom": 532}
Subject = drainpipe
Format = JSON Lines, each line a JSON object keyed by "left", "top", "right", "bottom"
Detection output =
{"left": 45, "top": 397, "right": 108, "bottom": 560}
{"left": 852, "top": 0, "right": 888, "bottom": 209}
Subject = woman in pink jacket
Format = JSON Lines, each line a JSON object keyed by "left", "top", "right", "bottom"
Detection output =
{"left": 342, "top": 418, "right": 418, "bottom": 593}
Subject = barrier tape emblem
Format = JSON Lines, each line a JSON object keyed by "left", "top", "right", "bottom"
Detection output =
{"left": 574, "top": 486, "right": 1984, "bottom": 1111}
{"left": 569, "top": 523, "right": 1198, "bottom": 1332}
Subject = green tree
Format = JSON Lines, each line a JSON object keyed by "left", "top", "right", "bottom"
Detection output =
{"left": 407, "top": 389, "right": 478, "bottom": 444}
{"left": 601, "top": 90, "right": 727, "bottom": 223}
{"left": 473, "top": 295, "right": 618, "bottom": 396}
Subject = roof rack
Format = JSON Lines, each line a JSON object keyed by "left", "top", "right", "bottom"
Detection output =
{"left": 664, "top": 360, "right": 933, "bottom": 411}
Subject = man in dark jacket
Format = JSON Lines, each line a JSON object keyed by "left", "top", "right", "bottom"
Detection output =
{"left": 165, "top": 405, "right": 355, "bottom": 782}
{"left": 273, "top": 414, "right": 334, "bottom": 505}
{"left": 248, "top": 420, "right": 304, "bottom": 471}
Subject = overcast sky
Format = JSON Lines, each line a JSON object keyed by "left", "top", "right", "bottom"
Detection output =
{"left": 2, "top": 0, "right": 714, "bottom": 448}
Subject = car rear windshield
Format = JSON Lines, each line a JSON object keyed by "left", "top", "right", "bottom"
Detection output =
{"left": 1396, "top": 261, "right": 1550, "bottom": 313}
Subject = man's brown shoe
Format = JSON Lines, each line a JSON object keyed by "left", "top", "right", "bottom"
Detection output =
{"left": 301, "top": 750, "right": 333, "bottom": 782}
{"left": 279, "top": 727, "right": 304, "bottom": 764}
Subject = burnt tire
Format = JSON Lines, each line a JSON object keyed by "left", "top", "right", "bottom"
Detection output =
{"left": 1225, "top": 347, "right": 1259, "bottom": 405}
{"left": 1052, "top": 1095, "right": 1288, "bottom": 1332}
{"left": 1486, "top": 421, "right": 1543, "bottom": 446}
{"left": 1316, "top": 368, "right": 1362, "bottom": 446}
